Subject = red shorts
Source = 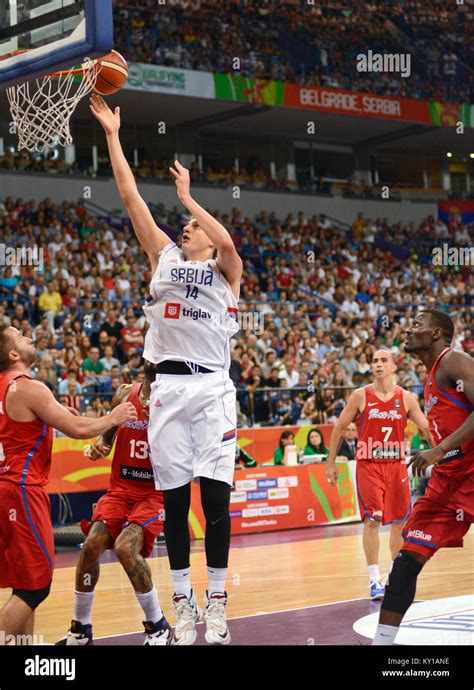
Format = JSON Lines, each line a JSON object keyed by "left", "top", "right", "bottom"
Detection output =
{"left": 402, "top": 468, "right": 473, "bottom": 559}
{"left": 356, "top": 460, "right": 411, "bottom": 525}
{"left": 0, "top": 481, "right": 54, "bottom": 589}
{"left": 81, "top": 490, "right": 164, "bottom": 558}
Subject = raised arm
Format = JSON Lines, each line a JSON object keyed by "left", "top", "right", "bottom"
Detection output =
{"left": 12, "top": 379, "right": 137, "bottom": 439}
{"left": 90, "top": 95, "right": 171, "bottom": 273}
{"left": 326, "top": 388, "right": 364, "bottom": 486}
{"left": 169, "top": 160, "right": 243, "bottom": 294}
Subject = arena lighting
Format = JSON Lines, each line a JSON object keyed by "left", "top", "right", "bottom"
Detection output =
{"left": 446, "top": 152, "right": 453, "bottom": 157}
{"left": 470, "top": 153, "right": 474, "bottom": 159}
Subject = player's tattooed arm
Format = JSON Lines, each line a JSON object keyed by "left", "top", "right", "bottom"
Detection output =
{"left": 89, "top": 94, "right": 171, "bottom": 274}
{"left": 326, "top": 388, "right": 364, "bottom": 486}
{"left": 88, "top": 384, "right": 134, "bottom": 459}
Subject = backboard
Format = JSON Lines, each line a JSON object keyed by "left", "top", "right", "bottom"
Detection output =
{"left": 0, "top": 0, "right": 113, "bottom": 89}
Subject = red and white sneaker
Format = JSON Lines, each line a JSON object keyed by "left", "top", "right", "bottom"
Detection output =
{"left": 204, "top": 591, "right": 231, "bottom": 645}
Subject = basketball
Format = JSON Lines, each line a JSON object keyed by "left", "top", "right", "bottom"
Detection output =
{"left": 93, "top": 49, "right": 128, "bottom": 96}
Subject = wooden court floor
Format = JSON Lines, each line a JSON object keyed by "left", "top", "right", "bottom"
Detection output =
{"left": 1, "top": 525, "right": 472, "bottom": 644}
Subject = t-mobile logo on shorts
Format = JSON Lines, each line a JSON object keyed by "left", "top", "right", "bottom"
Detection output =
{"left": 164, "top": 303, "right": 181, "bottom": 319}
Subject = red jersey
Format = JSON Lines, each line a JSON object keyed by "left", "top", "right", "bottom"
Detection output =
{"left": 424, "top": 347, "right": 474, "bottom": 478}
{"left": 356, "top": 384, "right": 407, "bottom": 462}
{"left": 109, "top": 383, "right": 155, "bottom": 497}
{"left": 0, "top": 370, "right": 53, "bottom": 486}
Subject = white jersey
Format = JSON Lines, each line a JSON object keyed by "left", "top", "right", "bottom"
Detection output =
{"left": 143, "top": 242, "right": 239, "bottom": 370}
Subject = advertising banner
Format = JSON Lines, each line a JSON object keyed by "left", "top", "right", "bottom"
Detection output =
{"left": 193, "top": 462, "right": 358, "bottom": 537}
{"left": 120, "top": 63, "right": 473, "bottom": 129}
{"left": 124, "top": 63, "right": 215, "bottom": 98}
{"left": 214, "top": 73, "right": 472, "bottom": 129}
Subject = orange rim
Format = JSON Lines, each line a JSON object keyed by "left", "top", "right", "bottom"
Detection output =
{"left": 50, "top": 58, "right": 98, "bottom": 79}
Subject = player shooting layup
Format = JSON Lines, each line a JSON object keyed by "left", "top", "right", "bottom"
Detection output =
{"left": 327, "top": 350, "right": 431, "bottom": 600}
{"left": 373, "top": 310, "right": 473, "bottom": 645}
{"left": 90, "top": 95, "right": 243, "bottom": 645}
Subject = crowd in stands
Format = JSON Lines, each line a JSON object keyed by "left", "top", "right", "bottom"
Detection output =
{"left": 0, "top": 194, "right": 472, "bottom": 427}
{"left": 113, "top": 0, "right": 473, "bottom": 104}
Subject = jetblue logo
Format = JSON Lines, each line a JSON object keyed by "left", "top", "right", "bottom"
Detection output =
{"left": 406, "top": 529, "right": 432, "bottom": 542}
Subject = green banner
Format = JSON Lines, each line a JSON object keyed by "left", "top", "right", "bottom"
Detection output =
{"left": 429, "top": 102, "right": 472, "bottom": 128}
{"left": 214, "top": 73, "right": 285, "bottom": 106}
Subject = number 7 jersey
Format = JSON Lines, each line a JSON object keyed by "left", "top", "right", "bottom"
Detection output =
{"left": 143, "top": 243, "right": 240, "bottom": 370}
{"left": 356, "top": 384, "right": 407, "bottom": 462}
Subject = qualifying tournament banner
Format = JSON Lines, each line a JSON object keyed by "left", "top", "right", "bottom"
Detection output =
{"left": 124, "top": 63, "right": 215, "bottom": 97}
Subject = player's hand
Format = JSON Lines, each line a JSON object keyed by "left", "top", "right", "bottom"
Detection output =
{"left": 408, "top": 446, "right": 445, "bottom": 477}
{"left": 326, "top": 461, "right": 338, "bottom": 487}
{"left": 86, "top": 441, "right": 112, "bottom": 461}
{"left": 169, "top": 160, "right": 191, "bottom": 200}
{"left": 89, "top": 94, "right": 120, "bottom": 135}
{"left": 63, "top": 406, "right": 80, "bottom": 416}
{"left": 108, "top": 402, "right": 137, "bottom": 426}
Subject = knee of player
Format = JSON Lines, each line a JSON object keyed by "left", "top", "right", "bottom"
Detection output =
{"left": 364, "top": 517, "right": 381, "bottom": 529}
{"left": 385, "top": 550, "right": 425, "bottom": 599}
{"left": 13, "top": 583, "right": 51, "bottom": 611}
{"left": 114, "top": 526, "right": 142, "bottom": 562}
{"left": 82, "top": 534, "right": 106, "bottom": 562}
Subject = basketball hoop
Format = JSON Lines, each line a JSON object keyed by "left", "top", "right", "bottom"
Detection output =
{"left": 6, "top": 56, "right": 100, "bottom": 153}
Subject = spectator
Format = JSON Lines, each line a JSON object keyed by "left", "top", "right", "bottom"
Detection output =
{"left": 338, "top": 422, "right": 358, "bottom": 460}
{"left": 273, "top": 430, "right": 296, "bottom": 466}
{"left": 303, "top": 428, "right": 329, "bottom": 458}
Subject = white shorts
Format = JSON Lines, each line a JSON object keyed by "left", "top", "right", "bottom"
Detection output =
{"left": 148, "top": 370, "right": 237, "bottom": 490}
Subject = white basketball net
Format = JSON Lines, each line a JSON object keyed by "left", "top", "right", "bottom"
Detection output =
{"left": 7, "top": 59, "right": 99, "bottom": 153}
